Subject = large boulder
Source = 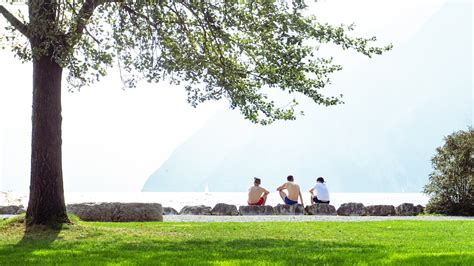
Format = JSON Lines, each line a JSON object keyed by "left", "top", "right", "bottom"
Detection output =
{"left": 239, "top": 205, "right": 275, "bottom": 215}
{"left": 0, "top": 205, "right": 24, "bottom": 215}
{"left": 16, "top": 207, "right": 26, "bottom": 215}
{"left": 396, "top": 203, "right": 425, "bottom": 216}
{"left": 274, "top": 204, "right": 305, "bottom": 215}
{"left": 337, "top": 203, "right": 367, "bottom": 216}
{"left": 305, "top": 204, "right": 337, "bottom": 215}
{"left": 179, "top": 205, "right": 212, "bottom": 215}
{"left": 414, "top": 205, "right": 425, "bottom": 215}
{"left": 67, "top": 202, "right": 163, "bottom": 222}
{"left": 163, "top": 207, "right": 178, "bottom": 215}
{"left": 211, "top": 203, "right": 239, "bottom": 216}
{"left": 366, "top": 205, "right": 396, "bottom": 216}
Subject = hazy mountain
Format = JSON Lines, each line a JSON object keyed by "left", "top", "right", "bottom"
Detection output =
{"left": 143, "top": 1, "right": 472, "bottom": 192}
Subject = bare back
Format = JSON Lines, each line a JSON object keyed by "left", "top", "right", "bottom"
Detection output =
{"left": 248, "top": 186, "right": 268, "bottom": 204}
{"left": 282, "top": 182, "right": 300, "bottom": 201}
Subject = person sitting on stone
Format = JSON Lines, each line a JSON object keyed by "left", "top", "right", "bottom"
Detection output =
{"left": 247, "top": 177, "right": 270, "bottom": 206}
{"left": 309, "top": 177, "right": 330, "bottom": 204}
{"left": 277, "top": 175, "right": 304, "bottom": 206}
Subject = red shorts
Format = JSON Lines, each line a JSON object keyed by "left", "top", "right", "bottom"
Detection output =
{"left": 249, "top": 197, "right": 266, "bottom": 206}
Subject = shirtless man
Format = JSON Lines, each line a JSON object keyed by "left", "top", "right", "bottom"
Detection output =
{"left": 248, "top": 177, "right": 270, "bottom": 206}
{"left": 277, "top": 175, "right": 304, "bottom": 206}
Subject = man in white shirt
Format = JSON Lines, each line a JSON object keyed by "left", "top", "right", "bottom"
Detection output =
{"left": 248, "top": 177, "right": 270, "bottom": 205}
{"left": 309, "top": 177, "right": 330, "bottom": 204}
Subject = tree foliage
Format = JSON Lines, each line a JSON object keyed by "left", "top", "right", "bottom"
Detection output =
{"left": 1, "top": 0, "right": 391, "bottom": 124}
{"left": 424, "top": 128, "right": 474, "bottom": 216}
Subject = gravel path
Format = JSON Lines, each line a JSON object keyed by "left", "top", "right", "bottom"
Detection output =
{"left": 164, "top": 215, "right": 474, "bottom": 222}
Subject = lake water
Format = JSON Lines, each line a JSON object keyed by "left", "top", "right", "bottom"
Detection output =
{"left": 1, "top": 192, "right": 429, "bottom": 211}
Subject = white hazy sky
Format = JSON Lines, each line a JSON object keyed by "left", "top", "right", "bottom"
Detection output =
{"left": 0, "top": 0, "right": 452, "bottom": 191}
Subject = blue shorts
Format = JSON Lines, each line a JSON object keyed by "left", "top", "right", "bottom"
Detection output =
{"left": 284, "top": 196, "right": 298, "bottom": 205}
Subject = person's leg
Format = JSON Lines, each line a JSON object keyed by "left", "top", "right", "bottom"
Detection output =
{"left": 261, "top": 194, "right": 268, "bottom": 205}
{"left": 310, "top": 193, "right": 314, "bottom": 205}
{"left": 314, "top": 197, "right": 330, "bottom": 204}
{"left": 279, "top": 190, "right": 287, "bottom": 202}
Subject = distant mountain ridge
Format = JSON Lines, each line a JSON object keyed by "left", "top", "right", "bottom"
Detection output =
{"left": 142, "top": 1, "right": 472, "bottom": 192}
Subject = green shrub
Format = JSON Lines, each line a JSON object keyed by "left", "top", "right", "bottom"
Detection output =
{"left": 424, "top": 128, "right": 474, "bottom": 215}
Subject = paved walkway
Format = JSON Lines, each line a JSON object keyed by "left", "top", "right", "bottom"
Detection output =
{"left": 164, "top": 215, "right": 474, "bottom": 222}
{"left": 2, "top": 214, "right": 473, "bottom": 222}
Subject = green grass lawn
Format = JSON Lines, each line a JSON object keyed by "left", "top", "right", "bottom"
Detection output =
{"left": 0, "top": 216, "right": 473, "bottom": 265}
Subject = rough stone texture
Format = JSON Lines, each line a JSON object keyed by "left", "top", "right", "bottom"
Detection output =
{"left": 337, "top": 203, "right": 367, "bottom": 216}
{"left": 179, "top": 205, "right": 212, "bottom": 215}
{"left": 163, "top": 207, "right": 178, "bottom": 215}
{"left": 238, "top": 205, "right": 275, "bottom": 215}
{"left": 415, "top": 205, "right": 425, "bottom": 215}
{"left": 305, "top": 204, "right": 337, "bottom": 215}
{"left": 0, "top": 205, "right": 24, "bottom": 215}
{"left": 211, "top": 203, "right": 239, "bottom": 216}
{"left": 67, "top": 202, "right": 163, "bottom": 222}
{"left": 366, "top": 205, "right": 396, "bottom": 216}
{"left": 396, "top": 203, "right": 425, "bottom": 216}
{"left": 274, "top": 204, "right": 305, "bottom": 215}
{"left": 16, "top": 207, "right": 26, "bottom": 215}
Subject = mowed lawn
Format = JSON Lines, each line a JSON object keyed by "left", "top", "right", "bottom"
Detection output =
{"left": 0, "top": 216, "right": 473, "bottom": 265}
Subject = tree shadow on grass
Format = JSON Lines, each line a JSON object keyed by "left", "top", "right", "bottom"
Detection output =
{"left": 15, "top": 223, "right": 63, "bottom": 247}
{"left": 86, "top": 239, "right": 474, "bottom": 265}
{"left": 0, "top": 237, "right": 389, "bottom": 265}
{"left": 1, "top": 222, "right": 472, "bottom": 265}
{"left": 0, "top": 220, "right": 64, "bottom": 263}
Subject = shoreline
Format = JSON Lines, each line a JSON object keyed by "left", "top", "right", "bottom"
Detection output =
{"left": 0, "top": 191, "right": 429, "bottom": 210}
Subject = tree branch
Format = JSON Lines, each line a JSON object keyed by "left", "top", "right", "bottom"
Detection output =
{"left": 66, "top": 0, "right": 99, "bottom": 46}
{"left": 66, "top": 0, "right": 123, "bottom": 47}
{"left": 0, "top": 4, "right": 29, "bottom": 38}
{"left": 121, "top": 4, "right": 158, "bottom": 29}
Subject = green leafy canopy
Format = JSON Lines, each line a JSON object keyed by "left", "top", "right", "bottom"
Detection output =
{"left": 0, "top": 0, "right": 392, "bottom": 124}
{"left": 424, "top": 128, "right": 474, "bottom": 216}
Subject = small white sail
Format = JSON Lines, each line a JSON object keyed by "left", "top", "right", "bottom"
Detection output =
{"left": 204, "top": 184, "right": 210, "bottom": 195}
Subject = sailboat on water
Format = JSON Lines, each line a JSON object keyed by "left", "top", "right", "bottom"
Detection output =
{"left": 204, "top": 184, "right": 211, "bottom": 195}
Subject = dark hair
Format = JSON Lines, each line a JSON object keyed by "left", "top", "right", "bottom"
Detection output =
{"left": 317, "top": 177, "right": 325, "bottom": 183}
{"left": 254, "top": 177, "right": 261, "bottom": 184}
{"left": 287, "top": 175, "right": 294, "bottom": 181}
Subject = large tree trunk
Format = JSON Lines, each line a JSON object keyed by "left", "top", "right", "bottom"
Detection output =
{"left": 26, "top": 53, "right": 69, "bottom": 226}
